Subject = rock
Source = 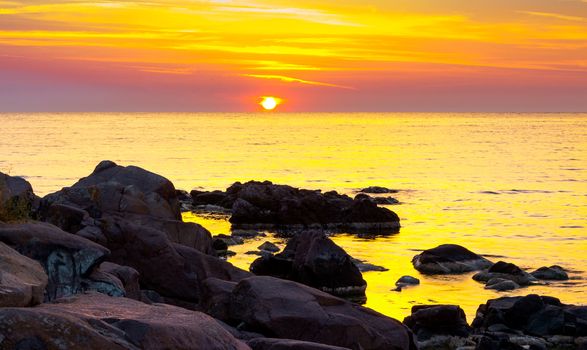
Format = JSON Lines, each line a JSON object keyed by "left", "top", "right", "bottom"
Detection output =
{"left": 472, "top": 294, "right": 587, "bottom": 337}
{"left": 213, "top": 238, "right": 230, "bottom": 251}
{"left": 39, "top": 160, "right": 214, "bottom": 253}
{"left": 195, "top": 181, "right": 401, "bottom": 233}
{"left": 0, "top": 292, "right": 251, "bottom": 350}
{"left": 351, "top": 258, "right": 389, "bottom": 272}
{"left": 215, "top": 234, "right": 245, "bottom": 246}
{"left": 359, "top": 186, "right": 399, "bottom": 194}
{"left": 396, "top": 276, "right": 420, "bottom": 287}
{"left": 258, "top": 241, "right": 280, "bottom": 253}
{"left": 484, "top": 278, "right": 520, "bottom": 291}
{"left": 412, "top": 244, "right": 493, "bottom": 274}
{"left": 233, "top": 229, "right": 266, "bottom": 238}
{"left": 0, "top": 221, "right": 110, "bottom": 301}
{"left": 227, "top": 276, "right": 416, "bottom": 350}
{"left": 250, "top": 231, "right": 367, "bottom": 301}
{"left": 403, "top": 305, "right": 471, "bottom": 340}
{"left": 0, "top": 171, "right": 39, "bottom": 221}
{"left": 531, "top": 265, "right": 569, "bottom": 281}
{"left": 0, "top": 241, "right": 48, "bottom": 307}
{"left": 354, "top": 194, "right": 399, "bottom": 205}
{"left": 475, "top": 335, "right": 526, "bottom": 350}
{"left": 247, "top": 338, "right": 351, "bottom": 350}
{"left": 473, "top": 261, "right": 536, "bottom": 286}
{"left": 99, "top": 262, "right": 141, "bottom": 300}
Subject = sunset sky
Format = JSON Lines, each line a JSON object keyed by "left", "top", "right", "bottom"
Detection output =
{"left": 1, "top": 0, "right": 586, "bottom": 112}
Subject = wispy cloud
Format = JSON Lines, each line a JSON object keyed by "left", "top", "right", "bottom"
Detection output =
{"left": 243, "top": 74, "right": 355, "bottom": 89}
{"left": 520, "top": 11, "right": 586, "bottom": 22}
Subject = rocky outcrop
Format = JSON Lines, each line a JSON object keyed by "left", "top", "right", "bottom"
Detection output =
{"left": 472, "top": 294, "right": 587, "bottom": 337}
{"left": 249, "top": 231, "right": 367, "bottom": 301}
{"left": 0, "top": 221, "right": 112, "bottom": 301}
{"left": 0, "top": 241, "right": 48, "bottom": 307}
{"left": 0, "top": 292, "right": 251, "bottom": 350}
{"left": 412, "top": 244, "right": 492, "bottom": 274}
{"left": 39, "top": 160, "right": 213, "bottom": 253}
{"left": 473, "top": 261, "right": 536, "bottom": 287}
{"left": 190, "top": 181, "right": 400, "bottom": 233}
{"left": 531, "top": 265, "right": 569, "bottom": 281}
{"left": 217, "top": 276, "right": 416, "bottom": 350}
{"left": 0, "top": 171, "right": 39, "bottom": 221}
{"left": 403, "top": 305, "right": 471, "bottom": 340}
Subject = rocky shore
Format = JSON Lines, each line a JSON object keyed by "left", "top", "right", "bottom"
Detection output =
{"left": 0, "top": 161, "right": 585, "bottom": 350}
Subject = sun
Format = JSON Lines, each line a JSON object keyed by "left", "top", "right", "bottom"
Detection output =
{"left": 260, "top": 96, "right": 281, "bottom": 111}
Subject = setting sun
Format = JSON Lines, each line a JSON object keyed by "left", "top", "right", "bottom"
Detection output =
{"left": 260, "top": 96, "right": 282, "bottom": 111}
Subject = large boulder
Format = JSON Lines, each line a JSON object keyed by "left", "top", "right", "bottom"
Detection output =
{"left": 39, "top": 160, "right": 213, "bottom": 253}
{"left": 250, "top": 231, "right": 366, "bottom": 301}
{"left": 194, "top": 181, "right": 400, "bottom": 233}
{"left": 412, "top": 244, "right": 492, "bottom": 274}
{"left": 0, "top": 241, "right": 48, "bottom": 307}
{"left": 0, "top": 171, "right": 39, "bottom": 221}
{"left": 472, "top": 294, "right": 587, "bottom": 337}
{"left": 0, "top": 221, "right": 112, "bottom": 300}
{"left": 0, "top": 292, "right": 251, "bottom": 350}
{"left": 403, "top": 305, "right": 471, "bottom": 340}
{"left": 221, "top": 276, "right": 416, "bottom": 350}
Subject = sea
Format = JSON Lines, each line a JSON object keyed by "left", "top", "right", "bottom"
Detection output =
{"left": 1, "top": 112, "right": 585, "bottom": 321}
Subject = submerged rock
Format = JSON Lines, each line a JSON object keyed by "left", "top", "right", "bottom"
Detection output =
{"left": 473, "top": 261, "right": 536, "bottom": 286}
{"left": 359, "top": 186, "right": 399, "bottom": 194}
{"left": 0, "top": 241, "right": 47, "bottom": 307}
{"left": 412, "top": 244, "right": 493, "bottom": 274}
{"left": 396, "top": 275, "right": 420, "bottom": 287}
{"left": 352, "top": 258, "right": 389, "bottom": 272}
{"left": 531, "top": 265, "right": 569, "bottom": 281}
{"left": 484, "top": 278, "right": 520, "bottom": 291}
{"left": 250, "top": 231, "right": 367, "bottom": 301}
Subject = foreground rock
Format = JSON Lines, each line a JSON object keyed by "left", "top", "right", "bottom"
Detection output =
{"left": 0, "top": 241, "right": 48, "bottom": 307}
{"left": 205, "top": 276, "right": 416, "bottom": 350}
{"left": 472, "top": 294, "right": 587, "bottom": 337}
{"left": 192, "top": 181, "right": 400, "bottom": 233}
{"left": 412, "top": 244, "right": 493, "bottom": 274}
{"left": 0, "top": 292, "right": 251, "bottom": 350}
{"left": 0, "top": 171, "right": 38, "bottom": 221}
{"left": 403, "top": 305, "right": 471, "bottom": 340}
{"left": 0, "top": 221, "right": 114, "bottom": 300}
{"left": 247, "top": 338, "right": 350, "bottom": 350}
{"left": 249, "top": 231, "right": 367, "bottom": 301}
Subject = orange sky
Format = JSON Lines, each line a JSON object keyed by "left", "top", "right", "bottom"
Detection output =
{"left": 1, "top": 0, "right": 586, "bottom": 111}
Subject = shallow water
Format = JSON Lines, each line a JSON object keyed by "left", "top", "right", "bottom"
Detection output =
{"left": 1, "top": 112, "right": 586, "bottom": 321}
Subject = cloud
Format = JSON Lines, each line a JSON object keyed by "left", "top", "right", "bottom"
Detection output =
{"left": 243, "top": 74, "right": 355, "bottom": 89}
{"left": 520, "top": 11, "right": 586, "bottom": 22}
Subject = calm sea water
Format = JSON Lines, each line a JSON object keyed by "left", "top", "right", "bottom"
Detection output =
{"left": 1, "top": 113, "right": 586, "bottom": 321}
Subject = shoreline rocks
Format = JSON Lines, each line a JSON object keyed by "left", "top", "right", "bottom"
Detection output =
{"left": 0, "top": 241, "right": 48, "bottom": 307}
{"left": 412, "top": 244, "right": 493, "bottom": 274}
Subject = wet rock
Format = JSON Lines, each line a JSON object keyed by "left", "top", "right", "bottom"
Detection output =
{"left": 531, "top": 265, "right": 569, "bottom": 281}
{"left": 412, "top": 244, "right": 493, "bottom": 274}
{"left": 359, "top": 186, "right": 399, "bottom": 194}
{"left": 351, "top": 258, "right": 389, "bottom": 272}
{"left": 0, "top": 292, "right": 251, "bottom": 350}
{"left": 250, "top": 231, "right": 367, "bottom": 301}
{"left": 0, "top": 221, "right": 110, "bottom": 301}
{"left": 403, "top": 305, "right": 471, "bottom": 340}
{"left": 247, "top": 338, "right": 351, "bottom": 350}
{"left": 233, "top": 229, "right": 266, "bottom": 238}
{"left": 257, "top": 241, "right": 280, "bottom": 253}
{"left": 473, "top": 261, "right": 536, "bottom": 286}
{"left": 215, "top": 234, "right": 244, "bottom": 246}
{"left": 472, "top": 294, "right": 587, "bottom": 337}
{"left": 396, "top": 276, "right": 420, "bottom": 287}
{"left": 0, "top": 241, "right": 48, "bottom": 307}
{"left": 0, "top": 171, "right": 39, "bottom": 221}
{"left": 355, "top": 193, "right": 399, "bottom": 205}
{"left": 213, "top": 238, "right": 230, "bottom": 252}
{"left": 195, "top": 181, "right": 401, "bottom": 233}
{"left": 228, "top": 276, "right": 416, "bottom": 350}
{"left": 484, "top": 278, "right": 520, "bottom": 291}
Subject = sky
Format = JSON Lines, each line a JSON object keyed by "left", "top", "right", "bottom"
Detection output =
{"left": 0, "top": 0, "right": 586, "bottom": 112}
